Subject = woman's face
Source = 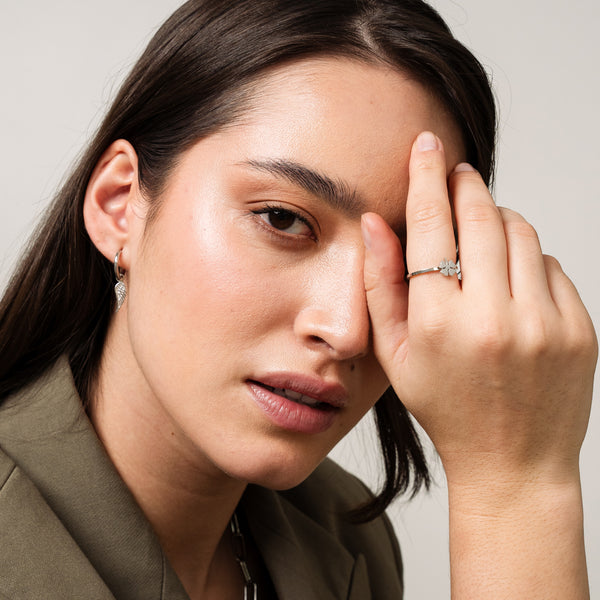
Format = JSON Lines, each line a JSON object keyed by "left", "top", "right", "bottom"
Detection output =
{"left": 122, "top": 58, "right": 463, "bottom": 489}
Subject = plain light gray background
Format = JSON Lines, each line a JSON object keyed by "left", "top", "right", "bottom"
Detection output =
{"left": 1, "top": 1, "right": 598, "bottom": 597}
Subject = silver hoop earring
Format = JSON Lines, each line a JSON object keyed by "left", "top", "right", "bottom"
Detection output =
{"left": 113, "top": 249, "right": 127, "bottom": 312}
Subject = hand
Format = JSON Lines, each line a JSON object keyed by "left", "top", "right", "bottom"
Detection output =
{"left": 362, "top": 131, "right": 597, "bottom": 490}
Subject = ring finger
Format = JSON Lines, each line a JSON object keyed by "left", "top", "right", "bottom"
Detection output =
{"left": 405, "top": 132, "right": 460, "bottom": 300}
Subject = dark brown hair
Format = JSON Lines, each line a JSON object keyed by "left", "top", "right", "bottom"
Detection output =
{"left": 0, "top": 0, "right": 495, "bottom": 521}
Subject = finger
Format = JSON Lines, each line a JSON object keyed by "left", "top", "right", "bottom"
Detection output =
{"left": 544, "top": 255, "right": 598, "bottom": 370}
{"left": 362, "top": 212, "right": 409, "bottom": 367}
{"left": 543, "top": 255, "right": 592, "bottom": 323}
{"left": 405, "top": 132, "right": 459, "bottom": 296}
{"left": 449, "top": 163, "right": 509, "bottom": 297}
{"left": 499, "top": 207, "right": 551, "bottom": 303}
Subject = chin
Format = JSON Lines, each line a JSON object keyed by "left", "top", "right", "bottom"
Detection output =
{"left": 220, "top": 442, "right": 327, "bottom": 491}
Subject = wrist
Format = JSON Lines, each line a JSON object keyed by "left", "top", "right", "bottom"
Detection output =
{"left": 440, "top": 444, "right": 583, "bottom": 498}
{"left": 447, "top": 476, "right": 589, "bottom": 600}
{"left": 446, "top": 463, "right": 584, "bottom": 517}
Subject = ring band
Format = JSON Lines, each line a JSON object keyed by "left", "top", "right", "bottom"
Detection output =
{"left": 406, "top": 259, "right": 461, "bottom": 281}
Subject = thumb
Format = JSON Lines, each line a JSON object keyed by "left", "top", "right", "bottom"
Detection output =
{"left": 362, "top": 212, "right": 409, "bottom": 371}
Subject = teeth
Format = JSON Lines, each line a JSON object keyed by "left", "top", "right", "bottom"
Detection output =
{"left": 281, "top": 388, "right": 302, "bottom": 401}
{"left": 272, "top": 387, "right": 320, "bottom": 407}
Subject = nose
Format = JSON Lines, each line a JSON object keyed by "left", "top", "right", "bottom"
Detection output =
{"left": 293, "top": 247, "right": 370, "bottom": 361}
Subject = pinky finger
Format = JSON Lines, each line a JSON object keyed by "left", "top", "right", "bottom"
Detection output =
{"left": 543, "top": 255, "right": 579, "bottom": 312}
{"left": 544, "top": 255, "right": 598, "bottom": 347}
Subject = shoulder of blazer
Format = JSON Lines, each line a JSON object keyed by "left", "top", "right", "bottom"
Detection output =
{"left": 0, "top": 360, "right": 189, "bottom": 600}
{"left": 0, "top": 447, "right": 116, "bottom": 599}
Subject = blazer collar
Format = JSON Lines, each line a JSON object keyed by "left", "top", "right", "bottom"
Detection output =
{"left": 243, "top": 485, "right": 370, "bottom": 600}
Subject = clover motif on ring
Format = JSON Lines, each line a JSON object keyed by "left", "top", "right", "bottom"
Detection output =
{"left": 437, "top": 259, "right": 462, "bottom": 280}
{"left": 439, "top": 259, "right": 457, "bottom": 276}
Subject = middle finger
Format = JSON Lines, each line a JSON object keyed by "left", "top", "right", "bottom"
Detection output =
{"left": 449, "top": 163, "right": 510, "bottom": 299}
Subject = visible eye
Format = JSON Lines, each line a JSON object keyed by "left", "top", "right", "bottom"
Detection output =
{"left": 253, "top": 205, "right": 314, "bottom": 238}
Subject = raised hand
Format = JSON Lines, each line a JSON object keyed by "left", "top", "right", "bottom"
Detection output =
{"left": 362, "top": 131, "right": 597, "bottom": 599}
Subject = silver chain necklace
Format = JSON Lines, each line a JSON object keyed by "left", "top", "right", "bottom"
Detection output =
{"left": 230, "top": 512, "right": 258, "bottom": 600}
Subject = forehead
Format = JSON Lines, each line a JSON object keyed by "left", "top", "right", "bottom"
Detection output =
{"left": 183, "top": 58, "right": 464, "bottom": 229}
{"left": 248, "top": 58, "right": 462, "bottom": 215}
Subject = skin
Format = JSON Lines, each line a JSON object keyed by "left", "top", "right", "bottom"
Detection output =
{"left": 84, "top": 57, "right": 596, "bottom": 599}
{"left": 364, "top": 140, "right": 595, "bottom": 598}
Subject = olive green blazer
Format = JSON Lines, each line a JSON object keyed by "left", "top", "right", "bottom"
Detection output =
{"left": 0, "top": 359, "right": 403, "bottom": 599}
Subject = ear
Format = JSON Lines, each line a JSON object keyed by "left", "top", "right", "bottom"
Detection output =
{"left": 83, "top": 139, "right": 143, "bottom": 269}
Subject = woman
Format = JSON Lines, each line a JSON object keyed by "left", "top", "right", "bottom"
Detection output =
{"left": 0, "top": 0, "right": 596, "bottom": 598}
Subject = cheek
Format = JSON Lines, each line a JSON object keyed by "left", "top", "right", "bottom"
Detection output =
{"left": 128, "top": 206, "right": 296, "bottom": 364}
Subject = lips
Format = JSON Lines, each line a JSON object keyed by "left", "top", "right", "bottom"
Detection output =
{"left": 246, "top": 373, "right": 348, "bottom": 434}
{"left": 249, "top": 373, "right": 347, "bottom": 408}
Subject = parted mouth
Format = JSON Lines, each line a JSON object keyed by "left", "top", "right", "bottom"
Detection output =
{"left": 247, "top": 373, "right": 348, "bottom": 410}
{"left": 252, "top": 382, "right": 333, "bottom": 410}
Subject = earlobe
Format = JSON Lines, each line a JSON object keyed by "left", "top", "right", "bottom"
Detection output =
{"left": 83, "top": 139, "right": 141, "bottom": 266}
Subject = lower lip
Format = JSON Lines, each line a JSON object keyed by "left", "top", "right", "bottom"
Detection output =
{"left": 246, "top": 382, "right": 338, "bottom": 434}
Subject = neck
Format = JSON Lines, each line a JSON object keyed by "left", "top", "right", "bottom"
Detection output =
{"left": 89, "top": 318, "right": 247, "bottom": 597}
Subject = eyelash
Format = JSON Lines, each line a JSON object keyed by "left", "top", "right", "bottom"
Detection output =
{"left": 251, "top": 203, "right": 317, "bottom": 241}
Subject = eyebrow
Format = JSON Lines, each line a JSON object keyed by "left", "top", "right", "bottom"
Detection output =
{"left": 240, "top": 158, "right": 365, "bottom": 218}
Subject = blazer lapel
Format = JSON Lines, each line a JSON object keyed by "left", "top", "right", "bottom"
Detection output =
{"left": 0, "top": 359, "right": 189, "bottom": 600}
{"left": 244, "top": 485, "right": 371, "bottom": 600}
{"left": 0, "top": 452, "right": 116, "bottom": 599}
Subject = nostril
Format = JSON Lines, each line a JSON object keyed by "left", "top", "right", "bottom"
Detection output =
{"left": 308, "top": 334, "right": 331, "bottom": 348}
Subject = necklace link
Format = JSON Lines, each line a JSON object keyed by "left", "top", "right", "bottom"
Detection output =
{"left": 230, "top": 512, "right": 259, "bottom": 600}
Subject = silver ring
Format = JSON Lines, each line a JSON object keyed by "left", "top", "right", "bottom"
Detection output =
{"left": 407, "top": 259, "right": 461, "bottom": 281}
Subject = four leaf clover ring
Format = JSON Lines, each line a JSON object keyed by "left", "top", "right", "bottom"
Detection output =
{"left": 406, "top": 258, "right": 462, "bottom": 281}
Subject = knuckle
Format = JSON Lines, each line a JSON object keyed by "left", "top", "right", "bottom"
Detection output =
{"left": 364, "top": 261, "right": 406, "bottom": 296}
{"left": 449, "top": 170, "right": 484, "bottom": 194}
{"left": 520, "top": 313, "right": 553, "bottom": 357}
{"left": 363, "top": 269, "right": 379, "bottom": 294}
{"left": 566, "top": 319, "right": 598, "bottom": 364}
{"left": 413, "top": 305, "right": 451, "bottom": 344}
{"left": 497, "top": 206, "right": 521, "bottom": 219}
{"left": 504, "top": 219, "right": 540, "bottom": 243}
{"left": 409, "top": 201, "right": 448, "bottom": 234}
{"left": 453, "top": 168, "right": 481, "bottom": 181}
{"left": 468, "top": 314, "right": 512, "bottom": 356}
{"left": 413, "top": 152, "right": 443, "bottom": 173}
{"left": 461, "top": 202, "right": 500, "bottom": 227}
{"left": 543, "top": 254, "right": 562, "bottom": 272}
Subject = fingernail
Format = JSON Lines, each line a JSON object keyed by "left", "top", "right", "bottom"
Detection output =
{"left": 415, "top": 131, "right": 440, "bottom": 152}
{"left": 361, "top": 214, "right": 373, "bottom": 250}
{"left": 453, "top": 162, "right": 476, "bottom": 173}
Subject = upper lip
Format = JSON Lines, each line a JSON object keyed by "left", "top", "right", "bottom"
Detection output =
{"left": 248, "top": 372, "right": 348, "bottom": 408}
